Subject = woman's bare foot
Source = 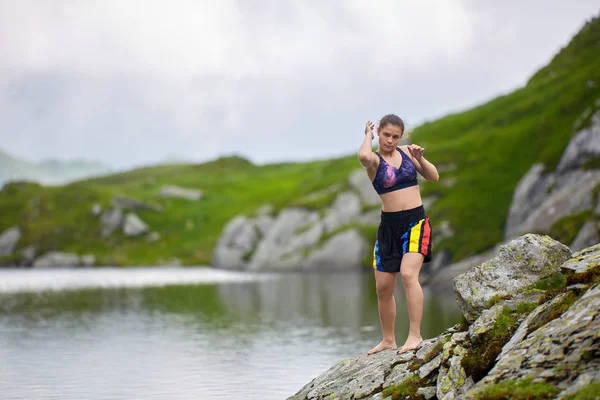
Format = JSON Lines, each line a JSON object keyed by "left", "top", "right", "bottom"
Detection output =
{"left": 367, "top": 340, "right": 397, "bottom": 355}
{"left": 396, "top": 336, "right": 423, "bottom": 354}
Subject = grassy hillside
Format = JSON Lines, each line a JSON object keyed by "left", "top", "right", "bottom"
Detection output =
{"left": 1, "top": 15, "right": 599, "bottom": 266}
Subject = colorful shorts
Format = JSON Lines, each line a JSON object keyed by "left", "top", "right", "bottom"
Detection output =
{"left": 372, "top": 205, "right": 432, "bottom": 273}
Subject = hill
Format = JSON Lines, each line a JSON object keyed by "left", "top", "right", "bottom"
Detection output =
{"left": 0, "top": 15, "right": 599, "bottom": 266}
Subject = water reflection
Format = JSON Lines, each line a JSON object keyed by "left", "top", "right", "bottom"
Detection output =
{"left": 0, "top": 269, "right": 462, "bottom": 400}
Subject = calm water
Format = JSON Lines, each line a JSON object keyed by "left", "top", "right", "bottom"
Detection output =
{"left": 0, "top": 268, "right": 461, "bottom": 400}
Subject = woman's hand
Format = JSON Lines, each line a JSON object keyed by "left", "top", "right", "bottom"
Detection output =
{"left": 365, "top": 121, "right": 375, "bottom": 138}
{"left": 407, "top": 144, "right": 424, "bottom": 160}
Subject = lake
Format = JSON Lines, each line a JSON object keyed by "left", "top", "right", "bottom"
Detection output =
{"left": 0, "top": 267, "right": 462, "bottom": 400}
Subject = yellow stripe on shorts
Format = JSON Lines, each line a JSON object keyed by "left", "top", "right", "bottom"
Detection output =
{"left": 408, "top": 219, "right": 424, "bottom": 253}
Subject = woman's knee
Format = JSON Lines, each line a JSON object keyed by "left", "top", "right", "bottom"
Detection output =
{"left": 375, "top": 281, "right": 395, "bottom": 299}
{"left": 400, "top": 269, "right": 417, "bottom": 285}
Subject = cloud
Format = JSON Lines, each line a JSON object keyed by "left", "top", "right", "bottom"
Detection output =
{"left": 0, "top": 1, "right": 598, "bottom": 168}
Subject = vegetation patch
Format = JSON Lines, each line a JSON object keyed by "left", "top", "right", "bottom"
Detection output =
{"left": 548, "top": 210, "right": 593, "bottom": 246}
{"left": 381, "top": 375, "right": 425, "bottom": 400}
{"left": 461, "top": 307, "right": 520, "bottom": 382}
{"left": 582, "top": 156, "right": 600, "bottom": 170}
{"left": 563, "top": 382, "right": 600, "bottom": 400}
{"left": 486, "top": 294, "right": 512, "bottom": 308}
{"left": 565, "top": 264, "right": 600, "bottom": 286}
{"left": 471, "top": 377, "right": 559, "bottom": 400}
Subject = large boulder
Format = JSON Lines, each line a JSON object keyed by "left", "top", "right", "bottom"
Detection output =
{"left": 160, "top": 185, "right": 203, "bottom": 201}
{"left": 212, "top": 216, "right": 259, "bottom": 269}
{"left": 556, "top": 111, "right": 600, "bottom": 174}
{"left": 100, "top": 208, "right": 124, "bottom": 238}
{"left": 322, "top": 191, "right": 362, "bottom": 233}
{"left": 570, "top": 221, "right": 600, "bottom": 252}
{"left": 453, "top": 234, "right": 572, "bottom": 323}
{"left": 33, "top": 252, "right": 81, "bottom": 268}
{"left": 348, "top": 169, "right": 380, "bottom": 206}
{"left": 123, "top": 213, "right": 149, "bottom": 237}
{"left": 0, "top": 226, "right": 21, "bottom": 256}
{"left": 305, "top": 229, "right": 369, "bottom": 269}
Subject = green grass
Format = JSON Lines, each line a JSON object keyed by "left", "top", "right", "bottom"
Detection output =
{"left": 548, "top": 210, "right": 594, "bottom": 245}
{"left": 1, "top": 15, "right": 599, "bottom": 266}
{"left": 381, "top": 375, "right": 425, "bottom": 400}
{"left": 470, "top": 377, "right": 559, "bottom": 400}
{"left": 563, "top": 382, "right": 600, "bottom": 400}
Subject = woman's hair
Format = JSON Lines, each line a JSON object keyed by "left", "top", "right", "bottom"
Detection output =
{"left": 378, "top": 114, "right": 405, "bottom": 136}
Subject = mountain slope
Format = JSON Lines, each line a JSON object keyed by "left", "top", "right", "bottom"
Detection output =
{"left": 0, "top": 15, "right": 599, "bottom": 266}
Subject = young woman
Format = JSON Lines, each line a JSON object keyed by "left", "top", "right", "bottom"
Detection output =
{"left": 357, "top": 114, "right": 439, "bottom": 355}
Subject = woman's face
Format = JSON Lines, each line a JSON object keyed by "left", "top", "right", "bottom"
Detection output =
{"left": 377, "top": 123, "right": 403, "bottom": 151}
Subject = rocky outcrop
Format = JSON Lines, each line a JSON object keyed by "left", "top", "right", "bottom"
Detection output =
{"left": 287, "top": 235, "right": 600, "bottom": 400}
{"left": 160, "top": 185, "right": 203, "bottom": 201}
{"left": 213, "top": 187, "right": 381, "bottom": 270}
{"left": 505, "top": 110, "right": 600, "bottom": 241}
{"left": 111, "top": 195, "right": 163, "bottom": 212}
{"left": 123, "top": 213, "right": 149, "bottom": 237}
{"left": 32, "top": 251, "right": 96, "bottom": 268}
{"left": 0, "top": 226, "right": 21, "bottom": 255}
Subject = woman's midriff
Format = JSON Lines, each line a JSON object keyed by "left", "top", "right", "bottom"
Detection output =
{"left": 379, "top": 185, "right": 423, "bottom": 212}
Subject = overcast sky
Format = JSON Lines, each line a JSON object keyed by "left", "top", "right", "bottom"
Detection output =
{"left": 0, "top": 1, "right": 598, "bottom": 169}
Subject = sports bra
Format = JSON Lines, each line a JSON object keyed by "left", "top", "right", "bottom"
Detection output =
{"left": 371, "top": 147, "right": 418, "bottom": 194}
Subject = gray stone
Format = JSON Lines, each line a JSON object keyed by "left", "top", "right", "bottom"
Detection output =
{"left": 467, "top": 283, "right": 600, "bottom": 397}
{"left": 147, "top": 232, "right": 161, "bottom": 242}
{"left": 112, "top": 195, "right": 162, "bottom": 212}
{"left": 123, "top": 213, "right": 149, "bottom": 237}
{"left": 91, "top": 204, "right": 102, "bottom": 216}
{"left": 213, "top": 216, "right": 257, "bottom": 269}
{"left": 504, "top": 163, "right": 554, "bottom": 240}
{"left": 570, "top": 221, "right": 600, "bottom": 252}
{"left": 468, "top": 304, "right": 504, "bottom": 345}
{"left": 255, "top": 215, "right": 275, "bottom": 237}
{"left": 33, "top": 252, "right": 80, "bottom": 268}
{"left": 100, "top": 208, "right": 124, "bottom": 238}
{"left": 354, "top": 209, "right": 381, "bottom": 226}
{"left": 427, "top": 244, "right": 501, "bottom": 288}
{"left": 556, "top": 111, "right": 600, "bottom": 173}
{"left": 81, "top": 254, "right": 96, "bottom": 267}
{"left": 433, "top": 220, "right": 454, "bottom": 246}
{"left": 247, "top": 208, "right": 320, "bottom": 270}
{"left": 437, "top": 345, "right": 474, "bottom": 400}
{"left": 496, "top": 292, "right": 573, "bottom": 361}
{"left": 281, "top": 223, "right": 324, "bottom": 256}
{"left": 0, "top": 226, "right": 21, "bottom": 255}
{"left": 160, "top": 184, "right": 203, "bottom": 201}
{"left": 453, "top": 234, "right": 572, "bottom": 322}
{"left": 417, "top": 386, "right": 437, "bottom": 400}
{"left": 418, "top": 354, "right": 442, "bottom": 379}
{"left": 518, "top": 171, "right": 600, "bottom": 235}
{"left": 348, "top": 169, "right": 380, "bottom": 206}
{"left": 305, "top": 229, "right": 369, "bottom": 269}
{"left": 440, "top": 177, "right": 456, "bottom": 188}
{"left": 288, "top": 349, "right": 400, "bottom": 400}
{"left": 20, "top": 245, "right": 36, "bottom": 266}
{"left": 561, "top": 243, "right": 600, "bottom": 273}
{"left": 322, "top": 191, "right": 362, "bottom": 233}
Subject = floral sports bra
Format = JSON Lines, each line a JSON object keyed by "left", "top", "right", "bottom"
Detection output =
{"left": 371, "top": 147, "right": 418, "bottom": 195}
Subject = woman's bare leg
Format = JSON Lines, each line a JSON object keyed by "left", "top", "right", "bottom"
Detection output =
{"left": 367, "top": 269, "right": 398, "bottom": 355}
{"left": 398, "top": 252, "right": 425, "bottom": 353}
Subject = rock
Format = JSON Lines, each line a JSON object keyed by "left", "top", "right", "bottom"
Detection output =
{"left": 422, "top": 248, "right": 452, "bottom": 280}
{"left": 0, "top": 226, "right": 21, "bottom": 255}
{"left": 322, "top": 191, "right": 362, "bottom": 233}
{"left": 437, "top": 344, "right": 474, "bottom": 400}
{"left": 433, "top": 220, "right": 454, "bottom": 246}
{"left": 468, "top": 304, "right": 504, "bottom": 345}
{"left": 556, "top": 111, "right": 600, "bottom": 173}
{"left": 504, "top": 164, "right": 554, "bottom": 240}
{"left": 213, "top": 216, "right": 257, "bottom": 269}
{"left": 496, "top": 291, "right": 574, "bottom": 361}
{"left": 112, "top": 196, "right": 162, "bottom": 212}
{"left": 561, "top": 243, "right": 600, "bottom": 273}
{"left": 440, "top": 177, "right": 456, "bottom": 188}
{"left": 20, "top": 245, "right": 36, "bottom": 266}
{"left": 280, "top": 223, "right": 324, "bottom": 257}
{"left": 255, "top": 215, "right": 275, "bottom": 236}
{"left": 33, "top": 252, "right": 80, "bottom": 268}
{"left": 517, "top": 171, "right": 600, "bottom": 235}
{"left": 123, "top": 213, "right": 149, "bottom": 237}
{"left": 466, "top": 282, "right": 600, "bottom": 398}
{"left": 247, "top": 209, "right": 320, "bottom": 270}
{"left": 160, "top": 184, "right": 203, "bottom": 201}
{"left": 81, "top": 254, "right": 96, "bottom": 267}
{"left": 100, "top": 208, "right": 124, "bottom": 238}
{"left": 257, "top": 204, "right": 274, "bottom": 217}
{"left": 417, "top": 386, "right": 437, "bottom": 400}
{"left": 91, "top": 204, "right": 102, "bottom": 216}
{"left": 427, "top": 245, "right": 501, "bottom": 288}
{"left": 305, "top": 229, "right": 369, "bottom": 269}
{"left": 453, "top": 234, "right": 572, "bottom": 322}
{"left": 570, "top": 221, "right": 600, "bottom": 252}
{"left": 354, "top": 209, "right": 381, "bottom": 226}
{"left": 147, "top": 232, "right": 161, "bottom": 242}
{"left": 349, "top": 169, "right": 380, "bottom": 206}
{"left": 288, "top": 350, "right": 401, "bottom": 400}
